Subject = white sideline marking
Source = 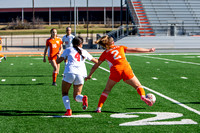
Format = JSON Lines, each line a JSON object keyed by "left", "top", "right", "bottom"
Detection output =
{"left": 136, "top": 55, "right": 200, "bottom": 66}
{"left": 143, "top": 86, "right": 200, "bottom": 115}
{"left": 181, "top": 77, "right": 188, "bottom": 79}
{"left": 1, "top": 79, "right": 6, "bottom": 82}
{"left": 183, "top": 56, "right": 196, "bottom": 58}
{"left": 41, "top": 115, "right": 92, "bottom": 118}
{"left": 32, "top": 79, "right": 36, "bottom": 81}
{"left": 85, "top": 61, "right": 110, "bottom": 73}
{"left": 152, "top": 77, "right": 158, "bottom": 80}
{"left": 165, "top": 62, "right": 169, "bottom": 63}
{"left": 146, "top": 62, "right": 150, "bottom": 64}
{"left": 85, "top": 61, "right": 200, "bottom": 116}
{"left": 92, "top": 78, "right": 97, "bottom": 80}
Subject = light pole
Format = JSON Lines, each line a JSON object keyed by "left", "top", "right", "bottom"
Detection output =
{"left": 32, "top": 0, "right": 35, "bottom": 26}
{"left": 74, "top": 0, "right": 76, "bottom": 36}
{"left": 112, "top": 0, "right": 114, "bottom": 30}
{"left": 87, "top": 0, "right": 89, "bottom": 41}
{"left": 70, "top": 0, "right": 71, "bottom": 27}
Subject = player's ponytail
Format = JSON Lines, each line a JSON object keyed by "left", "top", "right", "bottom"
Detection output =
{"left": 72, "top": 36, "right": 85, "bottom": 59}
{"left": 95, "top": 35, "right": 114, "bottom": 49}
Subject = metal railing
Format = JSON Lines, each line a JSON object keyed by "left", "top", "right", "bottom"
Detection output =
{"left": 126, "top": 0, "right": 141, "bottom": 26}
{"left": 1, "top": 25, "right": 200, "bottom": 51}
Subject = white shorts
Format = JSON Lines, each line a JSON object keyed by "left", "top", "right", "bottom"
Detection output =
{"left": 63, "top": 73, "right": 84, "bottom": 85}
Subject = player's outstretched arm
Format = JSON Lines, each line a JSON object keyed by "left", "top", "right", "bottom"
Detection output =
{"left": 126, "top": 47, "right": 155, "bottom": 53}
{"left": 85, "top": 60, "right": 102, "bottom": 81}
{"left": 43, "top": 46, "right": 48, "bottom": 62}
{"left": 56, "top": 57, "right": 64, "bottom": 64}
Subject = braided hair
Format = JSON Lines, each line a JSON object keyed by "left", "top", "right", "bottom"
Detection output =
{"left": 72, "top": 36, "right": 85, "bottom": 59}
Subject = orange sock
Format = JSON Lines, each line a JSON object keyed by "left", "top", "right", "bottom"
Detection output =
{"left": 97, "top": 92, "right": 108, "bottom": 108}
{"left": 137, "top": 86, "right": 145, "bottom": 96}
{"left": 52, "top": 71, "right": 58, "bottom": 83}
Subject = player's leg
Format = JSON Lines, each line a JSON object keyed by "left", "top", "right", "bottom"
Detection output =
{"left": 0, "top": 54, "right": 5, "bottom": 62}
{"left": 62, "top": 80, "right": 73, "bottom": 116}
{"left": 73, "top": 74, "right": 88, "bottom": 110}
{"left": 96, "top": 78, "right": 117, "bottom": 113}
{"left": 50, "top": 60, "right": 58, "bottom": 86}
{"left": 124, "top": 76, "right": 153, "bottom": 106}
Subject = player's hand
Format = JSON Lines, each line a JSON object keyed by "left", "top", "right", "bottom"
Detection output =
{"left": 85, "top": 76, "right": 92, "bottom": 81}
{"left": 149, "top": 48, "right": 155, "bottom": 52}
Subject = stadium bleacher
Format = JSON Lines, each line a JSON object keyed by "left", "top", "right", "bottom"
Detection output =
{"left": 128, "top": 0, "right": 200, "bottom": 36}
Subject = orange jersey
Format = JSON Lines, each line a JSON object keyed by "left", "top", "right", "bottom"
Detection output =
{"left": 46, "top": 37, "right": 63, "bottom": 59}
{"left": 99, "top": 45, "right": 131, "bottom": 71}
{"left": 99, "top": 45, "right": 134, "bottom": 82}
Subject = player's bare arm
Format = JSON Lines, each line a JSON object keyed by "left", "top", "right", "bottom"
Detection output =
{"left": 43, "top": 45, "right": 48, "bottom": 62}
{"left": 56, "top": 57, "right": 65, "bottom": 64}
{"left": 85, "top": 60, "right": 102, "bottom": 81}
{"left": 126, "top": 47, "right": 155, "bottom": 53}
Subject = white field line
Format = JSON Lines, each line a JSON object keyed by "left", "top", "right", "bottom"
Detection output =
{"left": 135, "top": 55, "right": 200, "bottom": 66}
{"left": 142, "top": 86, "right": 200, "bottom": 115}
{"left": 85, "top": 61, "right": 110, "bottom": 73}
{"left": 85, "top": 61, "right": 200, "bottom": 116}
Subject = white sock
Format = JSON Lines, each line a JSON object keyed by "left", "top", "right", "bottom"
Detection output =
{"left": 75, "top": 95, "right": 84, "bottom": 102}
{"left": 62, "top": 96, "right": 70, "bottom": 110}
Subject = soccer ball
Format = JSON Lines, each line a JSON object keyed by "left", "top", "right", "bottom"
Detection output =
{"left": 146, "top": 93, "right": 156, "bottom": 103}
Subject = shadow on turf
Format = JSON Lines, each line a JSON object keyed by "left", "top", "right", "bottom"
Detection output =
{"left": 0, "top": 83, "right": 45, "bottom": 86}
{"left": 126, "top": 108, "right": 146, "bottom": 110}
{"left": 0, "top": 110, "right": 120, "bottom": 116}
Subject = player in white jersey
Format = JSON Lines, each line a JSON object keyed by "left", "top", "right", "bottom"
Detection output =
{"left": 57, "top": 36, "right": 98, "bottom": 116}
{"left": 62, "top": 27, "right": 75, "bottom": 49}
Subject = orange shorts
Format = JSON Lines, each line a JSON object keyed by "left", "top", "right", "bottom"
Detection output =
{"left": 0, "top": 45, "right": 2, "bottom": 51}
{"left": 48, "top": 54, "right": 58, "bottom": 61}
{"left": 109, "top": 68, "right": 134, "bottom": 82}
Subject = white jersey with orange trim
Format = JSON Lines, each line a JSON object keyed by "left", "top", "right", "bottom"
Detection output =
{"left": 62, "top": 34, "right": 75, "bottom": 49}
{"left": 61, "top": 47, "right": 93, "bottom": 77}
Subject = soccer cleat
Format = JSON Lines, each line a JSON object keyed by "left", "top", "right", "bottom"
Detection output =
{"left": 82, "top": 95, "right": 88, "bottom": 110}
{"left": 141, "top": 96, "right": 153, "bottom": 106}
{"left": 95, "top": 107, "right": 101, "bottom": 113}
{"left": 64, "top": 109, "right": 72, "bottom": 116}
{"left": 52, "top": 82, "right": 57, "bottom": 86}
{"left": 4, "top": 56, "right": 6, "bottom": 61}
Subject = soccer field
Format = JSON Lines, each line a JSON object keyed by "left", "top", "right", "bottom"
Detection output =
{"left": 0, "top": 53, "right": 199, "bottom": 132}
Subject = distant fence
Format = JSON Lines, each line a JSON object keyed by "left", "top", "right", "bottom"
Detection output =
{"left": 1, "top": 32, "right": 101, "bottom": 51}
{"left": 1, "top": 25, "right": 200, "bottom": 51}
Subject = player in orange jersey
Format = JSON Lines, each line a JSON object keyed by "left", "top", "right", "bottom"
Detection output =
{"left": 43, "top": 28, "right": 63, "bottom": 86}
{"left": 0, "top": 37, "right": 6, "bottom": 63}
{"left": 85, "top": 35, "right": 156, "bottom": 113}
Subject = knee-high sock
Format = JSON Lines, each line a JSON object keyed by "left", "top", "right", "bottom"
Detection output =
{"left": 62, "top": 96, "right": 70, "bottom": 110}
{"left": 137, "top": 86, "right": 145, "bottom": 97}
{"left": 75, "top": 95, "right": 84, "bottom": 102}
{"left": 97, "top": 92, "right": 108, "bottom": 108}
{"left": 53, "top": 71, "right": 58, "bottom": 83}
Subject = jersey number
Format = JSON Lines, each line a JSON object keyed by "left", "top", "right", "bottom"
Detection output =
{"left": 111, "top": 50, "right": 121, "bottom": 60}
{"left": 75, "top": 53, "right": 80, "bottom": 61}
{"left": 52, "top": 44, "right": 57, "bottom": 48}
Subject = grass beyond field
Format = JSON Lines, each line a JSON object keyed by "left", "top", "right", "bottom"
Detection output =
{"left": 0, "top": 53, "right": 199, "bottom": 132}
